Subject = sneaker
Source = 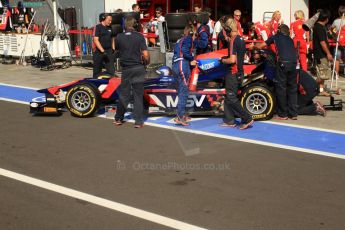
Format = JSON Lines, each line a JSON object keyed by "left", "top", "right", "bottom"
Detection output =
{"left": 315, "top": 101, "right": 326, "bottom": 117}
{"left": 239, "top": 119, "right": 254, "bottom": 130}
{"left": 113, "top": 120, "right": 124, "bottom": 126}
{"left": 174, "top": 116, "right": 190, "bottom": 126}
{"left": 273, "top": 116, "right": 288, "bottom": 120}
{"left": 134, "top": 123, "right": 144, "bottom": 128}
{"left": 219, "top": 122, "right": 237, "bottom": 128}
{"left": 289, "top": 116, "right": 298, "bottom": 120}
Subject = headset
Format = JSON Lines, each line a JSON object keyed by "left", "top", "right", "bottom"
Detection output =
{"left": 99, "top": 13, "right": 109, "bottom": 22}
{"left": 224, "top": 19, "right": 236, "bottom": 36}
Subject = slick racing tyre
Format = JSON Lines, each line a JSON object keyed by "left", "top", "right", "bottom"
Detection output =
{"left": 111, "top": 24, "right": 123, "bottom": 37}
{"left": 240, "top": 84, "right": 275, "bottom": 120}
{"left": 168, "top": 28, "right": 184, "bottom": 43}
{"left": 66, "top": 84, "right": 100, "bottom": 117}
{"left": 188, "top": 12, "right": 209, "bottom": 25}
{"left": 165, "top": 13, "right": 189, "bottom": 29}
{"left": 110, "top": 13, "right": 123, "bottom": 25}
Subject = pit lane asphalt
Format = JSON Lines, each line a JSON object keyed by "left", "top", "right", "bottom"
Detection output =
{"left": 0, "top": 101, "right": 345, "bottom": 230}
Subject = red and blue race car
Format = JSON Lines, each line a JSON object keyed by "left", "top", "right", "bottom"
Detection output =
{"left": 30, "top": 48, "right": 276, "bottom": 120}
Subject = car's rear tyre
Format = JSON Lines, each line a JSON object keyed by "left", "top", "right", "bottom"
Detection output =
{"left": 240, "top": 85, "right": 275, "bottom": 120}
{"left": 66, "top": 84, "right": 100, "bottom": 117}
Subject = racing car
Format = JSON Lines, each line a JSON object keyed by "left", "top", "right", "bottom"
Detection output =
{"left": 30, "top": 48, "right": 276, "bottom": 120}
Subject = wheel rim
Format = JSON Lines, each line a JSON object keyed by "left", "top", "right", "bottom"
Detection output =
{"left": 71, "top": 90, "right": 91, "bottom": 112}
{"left": 245, "top": 93, "right": 268, "bottom": 114}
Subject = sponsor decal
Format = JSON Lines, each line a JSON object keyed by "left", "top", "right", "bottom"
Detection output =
{"left": 166, "top": 95, "right": 206, "bottom": 108}
{"left": 200, "top": 62, "right": 215, "bottom": 71}
{"left": 43, "top": 107, "right": 57, "bottom": 113}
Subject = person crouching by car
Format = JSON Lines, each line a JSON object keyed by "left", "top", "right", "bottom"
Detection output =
{"left": 114, "top": 17, "right": 150, "bottom": 128}
{"left": 92, "top": 13, "right": 115, "bottom": 78}
{"left": 220, "top": 19, "right": 254, "bottom": 130}
{"left": 297, "top": 71, "right": 326, "bottom": 117}
{"left": 172, "top": 25, "right": 196, "bottom": 126}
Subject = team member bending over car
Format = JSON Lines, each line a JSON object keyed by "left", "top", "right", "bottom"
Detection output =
{"left": 114, "top": 17, "right": 150, "bottom": 128}
{"left": 254, "top": 24, "right": 298, "bottom": 120}
{"left": 220, "top": 19, "right": 254, "bottom": 130}
{"left": 172, "top": 25, "right": 196, "bottom": 126}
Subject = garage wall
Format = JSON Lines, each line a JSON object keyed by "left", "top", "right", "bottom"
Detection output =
{"left": 104, "top": 0, "right": 136, "bottom": 13}
{"left": 82, "top": 0, "right": 104, "bottom": 28}
{"left": 252, "top": 0, "right": 308, "bottom": 25}
{"left": 291, "top": 0, "right": 308, "bottom": 20}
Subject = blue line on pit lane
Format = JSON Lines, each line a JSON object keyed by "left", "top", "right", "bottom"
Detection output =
{"left": 148, "top": 117, "right": 345, "bottom": 155}
{"left": 1, "top": 84, "right": 345, "bottom": 156}
{"left": 0, "top": 85, "right": 42, "bottom": 102}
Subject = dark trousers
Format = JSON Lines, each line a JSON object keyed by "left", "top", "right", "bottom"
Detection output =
{"left": 298, "top": 95, "right": 317, "bottom": 115}
{"left": 223, "top": 73, "right": 252, "bottom": 124}
{"left": 93, "top": 49, "right": 115, "bottom": 78}
{"left": 275, "top": 62, "right": 298, "bottom": 117}
{"left": 115, "top": 66, "right": 146, "bottom": 124}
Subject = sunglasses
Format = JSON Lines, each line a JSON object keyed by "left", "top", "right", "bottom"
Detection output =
{"left": 235, "top": 14, "right": 241, "bottom": 17}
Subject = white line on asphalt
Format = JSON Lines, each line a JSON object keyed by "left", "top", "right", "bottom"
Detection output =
{"left": 0, "top": 97, "right": 29, "bottom": 105}
{"left": 0, "top": 83, "right": 39, "bottom": 90}
{"left": 2, "top": 98, "right": 345, "bottom": 160}
{"left": 0, "top": 168, "right": 208, "bottom": 230}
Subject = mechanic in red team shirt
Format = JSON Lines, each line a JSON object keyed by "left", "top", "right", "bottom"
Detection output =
{"left": 290, "top": 10, "right": 309, "bottom": 71}
{"left": 220, "top": 18, "right": 254, "bottom": 130}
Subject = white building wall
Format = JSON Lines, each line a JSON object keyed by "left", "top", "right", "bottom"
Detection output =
{"left": 104, "top": 0, "right": 137, "bottom": 13}
{"left": 252, "top": 0, "right": 309, "bottom": 25}
{"left": 82, "top": 0, "right": 104, "bottom": 27}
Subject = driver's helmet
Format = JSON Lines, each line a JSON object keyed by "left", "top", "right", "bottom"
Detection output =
{"left": 156, "top": 66, "right": 172, "bottom": 76}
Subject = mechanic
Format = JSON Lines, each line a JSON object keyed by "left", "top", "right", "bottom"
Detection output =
{"left": 190, "top": 15, "right": 211, "bottom": 55}
{"left": 132, "top": 4, "right": 140, "bottom": 13}
{"left": 172, "top": 25, "right": 196, "bottom": 126}
{"left": 217, "top": 15, "right": 231, "bottom": 50}
{"left": 92, "top": 13, "right": 115, "bottom": 78}
{"left": 114, "top": 17, "right": 150, "bottom": 128}
{"left": 313, "top": 9, "right": 333, "bottom": 96}
{"left": 204, "top": 7, "right": 215, "bottom": 35}
{"left": 297, "top": 71, "right": 326, "bottom": 116}
{"left": 220, "top": 18, "right": 254, "bottom": 130}
{"left": 254, "top": 24, "right": 298, "bottom": 120}
{"left": 331, "top": 5, "right": 345, "bottom": 79}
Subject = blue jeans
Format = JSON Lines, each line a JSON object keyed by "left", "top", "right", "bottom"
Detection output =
{"left": 172, "top": 60, "right": 191, "bottom": 117}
